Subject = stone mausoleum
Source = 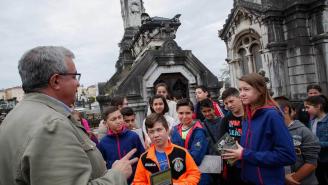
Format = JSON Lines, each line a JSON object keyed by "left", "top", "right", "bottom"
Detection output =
{"left": 97, "top": 0, "right": 219, "bottom": 124}
{"left": 220, "top": 0, "right": 328, "bottom": 101}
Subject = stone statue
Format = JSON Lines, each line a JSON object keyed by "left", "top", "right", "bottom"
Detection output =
{"left": 258, "top": 69, "right": 274, "bottom": 96}
{"left": 120, "top": 0, "right": 145, "bottom": 28}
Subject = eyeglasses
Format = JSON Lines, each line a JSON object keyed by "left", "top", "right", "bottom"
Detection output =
{"left": 58, "top": 73, "right": 81, "bottom": 81}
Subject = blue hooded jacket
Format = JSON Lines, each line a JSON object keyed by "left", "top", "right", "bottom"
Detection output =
{"left": 171, "top": 121, "right": 211, "bottom": 185}
{"left": 97, "top": 128, "right": 145, "bottom": 184}
{"left": 240, "top": 106, "right": 296, "bottom": 185}
{"left": 171, "top": 121, "right": 208, "bottom": 165}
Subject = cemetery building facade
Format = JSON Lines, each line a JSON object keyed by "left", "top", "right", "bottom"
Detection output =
{"left": 97, "top": 0, "right": 219, "bottom": 124}
{"left": 220, "top": 0, "right": 328, "bottom": 100}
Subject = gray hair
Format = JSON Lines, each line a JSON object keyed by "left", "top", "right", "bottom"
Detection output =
{"left": 18, "top": 46, "right": 75, "bottom": 93}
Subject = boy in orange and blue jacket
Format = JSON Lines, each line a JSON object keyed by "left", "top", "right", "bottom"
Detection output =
{"left": 132, "top": 113, "right": 200, "bottom": 185}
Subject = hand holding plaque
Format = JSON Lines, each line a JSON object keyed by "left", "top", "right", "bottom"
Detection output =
{"left": 216, "top": 133, "right": 239, "bottom": 165}
{"left": 150, "top": 168, "right": 172, "bottom": 185}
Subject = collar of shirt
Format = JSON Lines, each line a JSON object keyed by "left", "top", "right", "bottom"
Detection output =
{"left": 44, "top": 94, "right": 73, "bottom": 114}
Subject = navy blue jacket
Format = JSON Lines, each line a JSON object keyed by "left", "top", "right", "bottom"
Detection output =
{"left": 171, "top": 121, "right": 211, "bottom": 185}
{"left": 97, "top": 128, "right": 145, "bottom": 184}
{"left": 240, "top": 106, "right": 296, "bottom": 185}
{"left": 171, "top": 121, "right": 208, "bottom": 165}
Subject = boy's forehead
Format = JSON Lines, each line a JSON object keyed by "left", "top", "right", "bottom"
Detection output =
{"left": 124, "top": 114, "right": 135, "bottom": 118}
{"left": 149, "top": 122, "right": 165, "bottom": 130}
{"left": 201, "top": 106, "right": 213, "bottom": 110}
{"left": 196, "top": 88, "right": 206, "bottom": 92}
{"left": 177, "top": 105, "right": 192, "bottom": 110}
{"left": 107, "top": 110, "right": 121, "bottom": 118}
{"left": 223, "top": 95, "right": 239, "bottom": 102}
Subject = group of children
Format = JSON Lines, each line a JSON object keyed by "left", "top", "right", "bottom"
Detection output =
{"left": 86, "top": 73, "right": 327, "bottom": 185}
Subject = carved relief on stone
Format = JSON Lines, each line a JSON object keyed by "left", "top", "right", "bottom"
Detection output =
{"left": 149, "top": 28, "right": 159, "bottom": 38}
{"left": 162, "top": 39, "right": 182, "bottom": 52}
{"left": 227, "top": 8, "right": 263, "bottom": 42}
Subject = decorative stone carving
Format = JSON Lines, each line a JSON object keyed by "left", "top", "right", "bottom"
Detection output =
{"left": 120, "top": 0, "right": 145, "bottom": 28}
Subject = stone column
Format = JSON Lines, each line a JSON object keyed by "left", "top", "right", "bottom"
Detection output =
{"left": 246, "top": 53, "right": 254, "bottom": 73}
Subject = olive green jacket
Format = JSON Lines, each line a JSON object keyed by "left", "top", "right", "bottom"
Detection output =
{"left": 0, "top": 93, "right": 127, "bottom": 185}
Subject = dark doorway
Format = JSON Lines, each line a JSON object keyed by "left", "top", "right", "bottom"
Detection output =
{"left": 153, "top": 73, "right": 188, "bottom": 101}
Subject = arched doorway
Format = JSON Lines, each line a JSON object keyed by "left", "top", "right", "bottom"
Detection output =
{"left": 154, "top": 73, "right": 188, "bottom": 101}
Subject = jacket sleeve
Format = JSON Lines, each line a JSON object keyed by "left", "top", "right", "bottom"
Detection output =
{"left": 301, "top": 126, "right": 321, "bottom": 164}
{"left": 242, "top": 111, "right": 296, "bottom": 167}
{"left": 174, "top": 151, "right": 201, "bottom": 185}
{"left": 188, "top": 129, "right": 209, "bottom": 165}
{"left": 213, "top": 101, "right": 224, "bottom": 118}
{"left": 96, "top": 141, "right": 107, "bottom": 162}
{"left": 135, "top": 134, "right": 146, "bottom": 156}
{"left": 132, "top": 157, "right": 149, "bottom": 185}
{"left": 219, "top": 117, "right": 229, "bottom": 139}
{"left": 22, "top": 118, "right": 127, "bottom": 185}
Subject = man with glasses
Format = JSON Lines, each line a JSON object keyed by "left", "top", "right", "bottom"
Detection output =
{"left": 0, "top": 46, "right": 137, "bottom": 185}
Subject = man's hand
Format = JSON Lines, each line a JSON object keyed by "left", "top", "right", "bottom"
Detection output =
{"left": 112, "top": 148, "right": 139, "bottom": 179}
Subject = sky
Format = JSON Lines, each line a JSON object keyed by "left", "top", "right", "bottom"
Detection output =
{"left": 0, "top": 0, "right": 233, "bottom": 90}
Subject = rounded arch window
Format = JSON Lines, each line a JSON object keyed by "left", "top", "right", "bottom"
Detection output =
{"left": 234, "top": 33, "right": 262, "bottom": 74}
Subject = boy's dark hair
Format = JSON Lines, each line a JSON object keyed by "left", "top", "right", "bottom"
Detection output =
{"left": 176, "top": 98, "right": 194, "bottom": 111}
{"left": 110, "top": 96, "right": 126, "bottom": 107}
{"left": 199, "top": 98, "right": 213, "bottom": 109}
{"left": 306, "top": 84, "right": 322, "bottom": 93}
{"left": 149, "top": 95, "right": 169, "bottom": 114}
{"left": 145, "top": 113, "right": 169, "bottom": 132}
{"left": 120, "top": 107, "right": 135, "bottom": 117}
{"left": 195, "top": 85, "right": 210, "bottom": 98}
{"left": 274, "top": 96, "right": 294, "bottom": 115}
{"left": 305, "top": 95, "right": 328, "bottom": 113}
{"left": 102, "top": 106, "right": 119, "bottom": 120}
{"left": 195, "top": 85, "right": 208, "bottom": 93}
{"left": 221, "top": 87, "right": 239, "bottom": 100}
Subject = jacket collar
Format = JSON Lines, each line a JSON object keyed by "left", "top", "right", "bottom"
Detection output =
{"left": 177, "top": 120, "right": 203, "bottom": 148}
{"left": 146, "top": 140, "right": 174, "bottom": 162}
{"left": 245, "top": 105, "right": 276, "bottom": 119}
{"left": 318, "top": 113, "right": 328, "bottom": 123}
{"left": 177, "top": 120, "right": 202, "bottom": 131}
{"left": 23, "top": 93, "right": 87, "bottom": 131}
{"left": 107, "top": 126, "right": 127, "bottom": 136}
{"left": 23, "top": 93, "right": 72, "bottom": 117}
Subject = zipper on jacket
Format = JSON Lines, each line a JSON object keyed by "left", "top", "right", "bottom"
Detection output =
{"left": 257, "top": 167, "right": 264, "bottom": 185}
{"left": 116, "top": 135, "right": 122, "bottom": 159}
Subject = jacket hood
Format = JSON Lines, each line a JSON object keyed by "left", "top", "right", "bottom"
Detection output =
{"left": 288, "top": 120, "right": 305, "bottom": 131}
{"left": 245, "top": 105, "right": 280, "bottom": 119}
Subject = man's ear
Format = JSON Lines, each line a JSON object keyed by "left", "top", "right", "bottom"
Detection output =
{"left": 48, "top": 74, "right": 61, "bottom": 90}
